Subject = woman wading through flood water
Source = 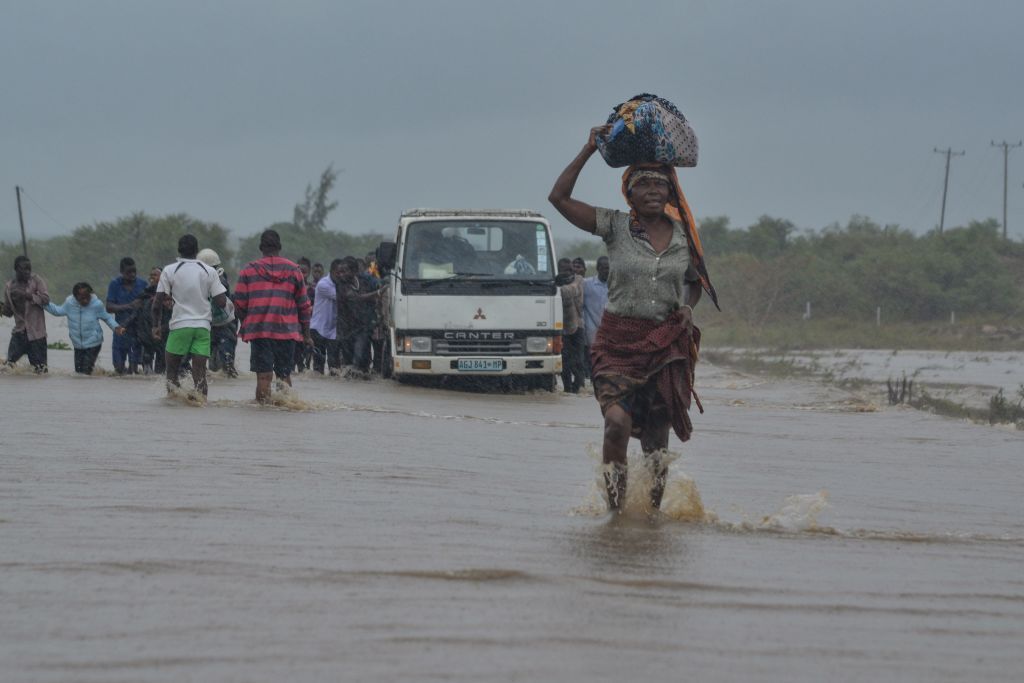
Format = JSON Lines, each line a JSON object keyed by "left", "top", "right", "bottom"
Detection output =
{"left": 548, "top": 125, "right": 719, "bottom": 512}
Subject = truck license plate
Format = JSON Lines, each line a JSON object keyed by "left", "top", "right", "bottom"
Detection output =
{"left": 457, "top": 358, "right": 504, "bottom": 372}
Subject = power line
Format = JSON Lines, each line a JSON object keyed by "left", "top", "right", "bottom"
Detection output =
{"left": 991, "top": 140, "right": 1022, "bottom": 240}
{"left": 956, "top": 149, "right": 997, "bottom": 218}
{"left": 18, "top": 187, "right": 72, "bottom": 235}
{"left": 17, "top": 187, "right": 72, "bottom": 234}
{"left": 933, "top": 147, "right": 965, "bottom": 234}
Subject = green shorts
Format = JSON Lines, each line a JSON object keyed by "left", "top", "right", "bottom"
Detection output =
{"left": 165, "top": 327, "right": 211, "bottom": 357}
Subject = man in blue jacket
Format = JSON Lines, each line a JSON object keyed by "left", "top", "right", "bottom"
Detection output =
{"left": 106, "top": 257, "right": 147, "bottom": 374}
{"left": 47, "top": 282, "right": 124, "bottom": 374}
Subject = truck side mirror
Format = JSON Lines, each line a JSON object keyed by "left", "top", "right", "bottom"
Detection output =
{"left": 377, "top": 241, "right": 397, "bottom": 270}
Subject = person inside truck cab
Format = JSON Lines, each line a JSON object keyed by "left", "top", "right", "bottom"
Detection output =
{"left": 408, "top": 225, "right": 479, "bottom": 277}
{"left": 439, "top": 227, "right": 479, "bottom": 270}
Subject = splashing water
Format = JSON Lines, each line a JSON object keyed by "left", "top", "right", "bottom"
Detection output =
{"left": 573, "top": 446, "right": 711, "bottom": 522}
{"left": 754, "top": 491, "right": 830, "bottom": 532}
{"left": 0, "top": 362, "right": 49, "bottom": 376}
{"left": 572, "top": 446, "right": 834, "bottom": 534}
{"left": 163, "top": 381, "right": 208, "bottom": 407}
{"left": 261, "top": 382, "right": 332, "bottom": 411}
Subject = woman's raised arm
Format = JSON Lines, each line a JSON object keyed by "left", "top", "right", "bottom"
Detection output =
{"left": 548, "top": 126, "right": 610, "bottom": 233}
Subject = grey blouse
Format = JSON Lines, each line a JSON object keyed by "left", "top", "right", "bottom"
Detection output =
{"left": 594, "top": 207, "right": 693, "bottom": 322}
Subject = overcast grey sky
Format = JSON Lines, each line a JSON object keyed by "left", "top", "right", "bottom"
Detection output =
{"left": 3, "top": 0, "right": 1023, "bottom": 244}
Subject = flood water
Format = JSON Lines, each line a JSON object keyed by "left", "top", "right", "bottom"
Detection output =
{"left": 717, "top": 347, "right": 1024, "bottom": 406}
{"left": 2, "top": 319, "right": 1023, "bottom": 682}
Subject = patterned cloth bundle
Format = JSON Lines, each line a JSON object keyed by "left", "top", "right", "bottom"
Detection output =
{"left": 595, "top": 94, "right": 698, "bottom": 168}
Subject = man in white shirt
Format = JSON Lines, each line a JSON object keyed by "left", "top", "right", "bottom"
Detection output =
{"left": 152, "top": 234, "right": 228, "bottom": 400}
{"left": 309, "top": 258, "right": 343, "bottom": 374}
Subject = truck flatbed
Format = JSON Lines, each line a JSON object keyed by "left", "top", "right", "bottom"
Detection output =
{"left": 401, "top": 208, "right": 544, "bottom": 219}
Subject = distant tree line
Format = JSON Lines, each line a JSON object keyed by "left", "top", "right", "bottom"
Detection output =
{"left": 559, "top": 215, "right": 1024, "bottom": 325}
{"left": 0, "top": 212, "right": 233, "bottom": 300}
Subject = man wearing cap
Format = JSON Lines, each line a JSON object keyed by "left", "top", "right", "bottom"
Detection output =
{"left": 197, "top": 248, "right": 239, "bottom": 378}
{"left": 152, "top": 235, "right": 228, "bottom": 400}
{"left": 233, "top": 229, "right": 312, "bottom": 403}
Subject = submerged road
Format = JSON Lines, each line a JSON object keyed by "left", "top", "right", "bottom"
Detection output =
{"left": 2, "top": 326, "right": 1023, "bottom": 682}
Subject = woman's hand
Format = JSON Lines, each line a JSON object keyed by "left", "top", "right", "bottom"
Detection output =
{"left": 680, "top": 304, "right": 694, "bottom": 335}
{"left": 586, "top": 125, "right": 612, "bottom": 152}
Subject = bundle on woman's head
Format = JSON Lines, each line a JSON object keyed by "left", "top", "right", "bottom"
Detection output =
{"left": 595, "top": 94, "right": 698, "bottom": 169}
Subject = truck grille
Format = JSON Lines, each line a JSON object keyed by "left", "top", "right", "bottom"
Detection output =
{"left": 435, "top": 340, "right": 523, "bottom": 355}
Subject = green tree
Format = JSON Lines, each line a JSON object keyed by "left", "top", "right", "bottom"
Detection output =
{"left": 236, "top": 164, "right": 388, "bottom": 267}
{"left": 293, "top": 164, "right": 339, "bottom": 232}
{"left": 697, "top": 215, "right": 733, "bottom": 256}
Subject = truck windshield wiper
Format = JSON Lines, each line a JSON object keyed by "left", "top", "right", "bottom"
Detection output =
{"left": 481, "top": 279, "right": 554, "bottom": 287}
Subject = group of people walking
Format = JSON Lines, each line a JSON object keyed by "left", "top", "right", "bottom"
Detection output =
{"left": 2, "top": 228, "right": 386, "bottom": 405}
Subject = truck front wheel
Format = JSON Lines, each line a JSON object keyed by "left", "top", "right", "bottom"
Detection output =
{"left": 535, "top": 374, "right": 557, "bottom": 392}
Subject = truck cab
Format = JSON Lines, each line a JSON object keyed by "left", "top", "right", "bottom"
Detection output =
{"left": 378, "top": 209, "right": 563, "bottom": 390}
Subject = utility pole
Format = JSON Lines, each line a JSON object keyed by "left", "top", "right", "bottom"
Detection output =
{"left": 991, "top": 140, "right": 1022, "bottom": 240}
{"left": 15, "top": 186, "right": 28, "bottom": 257}
{"left": 933, "top": 147, "right": 965, "bottom": 234}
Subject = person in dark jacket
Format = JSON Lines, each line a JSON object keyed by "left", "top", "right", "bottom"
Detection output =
{"left": 136, "top": 267, "right": 172, "bottom": 374}
{"left": 336, "top": 256, "right": 380, "bottom": 374}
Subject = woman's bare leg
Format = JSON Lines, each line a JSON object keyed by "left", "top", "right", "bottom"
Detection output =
{"left": 640, "top": 420, "right": 671, "bottom": 509}
{"left": 603, "top": 404, "right": 632, "bottom": 510}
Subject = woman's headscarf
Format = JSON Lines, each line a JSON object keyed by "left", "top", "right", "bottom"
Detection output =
{"left": 622, "top": 163, "right": 720, "bottom": 310}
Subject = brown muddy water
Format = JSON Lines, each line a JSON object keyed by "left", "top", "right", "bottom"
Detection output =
{"left": 2, "top": 320, "right": 1023, "bottom": 682}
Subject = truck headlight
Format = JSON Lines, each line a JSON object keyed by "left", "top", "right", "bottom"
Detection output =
{"left": 525, "top": 336, "right": 551, "bottom": 354}
{"left": 409, "top": 336, "right": 432, "bottom": 353}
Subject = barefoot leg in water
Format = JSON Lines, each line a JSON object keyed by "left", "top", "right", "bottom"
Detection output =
{"left": 602, "top": 404, "right": 632, "bottom": 510}
{"left": 190, "top": 355, "right": 209, "bottom": 396}
{"left": 256, "top": 372, "right": 292, "bottom": 403}
{"left": 641, "top": 418, "right": 671, "bottom": 509}
{"left": 255, "top": 372, "right": 274, "bottom": 403}
{"left": 164, "top": 352, "right": 183, "bottom": 394}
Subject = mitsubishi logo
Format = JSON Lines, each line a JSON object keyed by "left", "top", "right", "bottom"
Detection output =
{"left": 473, "top": 307, "right": 486, "bottom": 320}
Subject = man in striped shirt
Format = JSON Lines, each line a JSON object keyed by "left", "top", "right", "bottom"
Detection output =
{"left": 234, "top": 229, "right": 313, "bottom": 403}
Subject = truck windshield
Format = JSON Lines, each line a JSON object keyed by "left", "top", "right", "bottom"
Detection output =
{"left": 403, "top": 220, "right": 554, "bottom": 281}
